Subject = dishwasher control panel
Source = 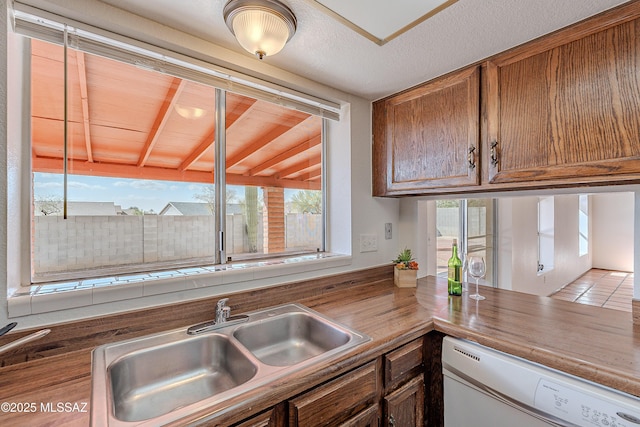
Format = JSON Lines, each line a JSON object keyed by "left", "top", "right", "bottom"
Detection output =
{"left": 535, "top": 379, "right": 640, "bottom": 426}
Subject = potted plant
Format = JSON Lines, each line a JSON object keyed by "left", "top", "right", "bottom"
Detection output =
{"left": 392, "top": 248, "right": 419, "bottom": 288}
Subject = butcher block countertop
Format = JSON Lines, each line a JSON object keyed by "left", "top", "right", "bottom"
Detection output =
{"left": 1, "top": 274, "right": 639, "bottom": 426}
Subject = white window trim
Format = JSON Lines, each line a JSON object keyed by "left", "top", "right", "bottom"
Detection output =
{"left": 537, "top": 196, "right": 555, "bottom": 275}
{"left": 578, "top": 194, "right": 589, "bottom": 257}
{"left": 8, "top": 253, "right": 351, "bottom": 317}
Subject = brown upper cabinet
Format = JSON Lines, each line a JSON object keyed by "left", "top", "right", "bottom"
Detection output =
{"left": 373, "top": 1, "right": 640, "bottom": 196}
{"left": 486, "top": 6, "right": 640, "bottom": 185}
{"left": 372, "top": 66, "right": 480, "bottom": 196}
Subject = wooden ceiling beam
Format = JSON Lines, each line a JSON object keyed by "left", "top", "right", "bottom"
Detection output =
{"left": 177, "top": 98, "right": 258, "bottom": 171}
{"left": 248, "top": 133, "right": 321, "bottom": 176}
{"left": 227, "top": 98, "right": 259, "bottom": 132}
{"left": 178, "top": 129, "right": 215, "bottom": 172}
{"left": 298, "top": 166, "right": 322, "bottom": 182}
{"left": 226, "top": 114, "right": 310, "bottom": 169}
{"left": 33, "top": 156, "right": 319, "bottom": 190}
{"left": 137, "top": 78, "right": 186, "bottom": 167}
{"left": 276, "top": 154, "right": 322, "bottom": 179}
{"left": 76, "top": 51, "right": 93, "bottom": 163}
{"left": 230, "top": 174, "right": 320, "bottom": 190}
{"left": 35, "top": 155, "right": 212, "bottom": 183}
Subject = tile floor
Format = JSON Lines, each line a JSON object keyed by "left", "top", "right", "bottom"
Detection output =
{"left": 549, "top": 269, "right": 633, "bottom": 312}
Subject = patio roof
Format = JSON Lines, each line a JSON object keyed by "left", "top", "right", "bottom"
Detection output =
{"left": 30, "top": 40, "right": 322, "bottom": 190}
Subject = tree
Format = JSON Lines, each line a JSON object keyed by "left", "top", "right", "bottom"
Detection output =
{"left": 436, "top": 200, "right": 459, "bottom": 208}
{"left": 127, "top": 206, "right": 144, "bottom": 215}
{"left": 193, "top": 186, "right": 236, "bottom": 213}
{"left": 290, "top": 190, "right": 322, "bottom": 214}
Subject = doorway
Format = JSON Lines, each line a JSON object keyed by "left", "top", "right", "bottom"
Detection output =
{"left": 435, "top": 198, "right": 496, "bottom": 286}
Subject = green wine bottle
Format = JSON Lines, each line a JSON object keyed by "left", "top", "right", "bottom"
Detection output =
{"left": 448, "top": 239, "right": 462, "bottom": 295}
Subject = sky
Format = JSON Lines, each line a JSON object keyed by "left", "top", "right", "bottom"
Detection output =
{"left": 33, "top": 173, "right": 297, "bottom": 213}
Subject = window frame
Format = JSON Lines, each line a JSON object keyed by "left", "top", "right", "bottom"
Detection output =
{"left": 537, "top": 196, "right": 555, "bottom": 275}
{"left": 578, "top": 194, "right": 589, "bottom": 257}
{"left": 13, "top": 9, "right": 334, "bottom": 288}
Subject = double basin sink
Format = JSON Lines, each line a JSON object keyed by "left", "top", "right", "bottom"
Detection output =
{"left": 91, "top": 303, "right": 370, "bottom": 426}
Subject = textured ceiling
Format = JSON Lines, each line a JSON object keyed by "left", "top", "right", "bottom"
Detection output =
{"left": 98, "top": 0, "right": 631, "bottom": 101}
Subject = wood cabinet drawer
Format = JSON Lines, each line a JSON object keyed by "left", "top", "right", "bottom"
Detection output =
{"left": 232, "top": 411, "right": 272, "bottom": 427}
{"left": 384, "top": 337, "right": 424, "bottom": 391}
{"left": 231, "top": 403, "right": 285, "bottom": 427}
{"left": 289, "top": 361, "right": 379, "bottom": 426}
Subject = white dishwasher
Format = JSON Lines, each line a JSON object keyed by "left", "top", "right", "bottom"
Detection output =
{"left": 442, "top": 336, "right": 640, "bottom": 427}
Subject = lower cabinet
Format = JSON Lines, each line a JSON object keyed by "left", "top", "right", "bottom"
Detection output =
{"left": 234, "top": 336, "right": 428, "bottom": 427}
{"left": 288, "top": 361, "right": 379, "bottom": 426}
{"left": 382, "top": 336, "right": 426, "bottom": 427}
{"left": 383, "top": 376, "right": 425, "bottom": 427}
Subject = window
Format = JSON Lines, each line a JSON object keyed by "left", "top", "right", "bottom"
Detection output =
{"left": 436, "top": 200, "right": 460, "bottom": 278}
{"left": 435, "top": 198, "right": 496, "bottom": 285}
{"left": 466, "top": 198, "right": 496, "bottom": 286}
{"left": 537, "top": 196, "right": 555, "bottom": 274}
{"left": 579, "top": 194, "right": 589, "bottom": 257}
{"left": 27, "top": 36, "right": 324, "bottom": 283}
{"left": 223, "top": 92, "right": 323, "bottom": 260}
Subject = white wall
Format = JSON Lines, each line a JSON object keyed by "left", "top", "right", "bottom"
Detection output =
{"left": 338, "top": 100, "right": 401, "bottom": 270}
{"left": 635, "top": 191, "right": 640, "bottom": 300}
{"left": 497, "top": 198, "right": 514, "bottom": 290}
{"left": 502, "top": 194, "right": 592, "bottom": 296}
{"left": 0, "top": 0, "right": 400, "bottom": 328}
{"left": 591, "top": 192, "right": 634, "bottom": 271}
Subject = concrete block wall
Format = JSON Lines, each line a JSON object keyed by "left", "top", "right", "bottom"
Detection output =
{"left": 33, "top": 213, "right": 322, "bottom": 278}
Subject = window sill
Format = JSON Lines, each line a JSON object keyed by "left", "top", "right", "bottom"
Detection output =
{"left": 8, "top": 253, "right": 351, "bottom": 317}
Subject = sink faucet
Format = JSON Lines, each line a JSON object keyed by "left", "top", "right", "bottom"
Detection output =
{"left": 187, "top": 297, "right": 248, "bottom": 335}
{"left": 215, "top": 298, "right": 231, "bottom": 324}
{"left": 0, "top": 328, "right": 51, "bottom": 355}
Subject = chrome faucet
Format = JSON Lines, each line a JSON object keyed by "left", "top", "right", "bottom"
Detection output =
{"left": 0, "top": 328, "right": 51, "bottom": 355}
{"left": 187, "top": 297, "right": 248, "bottom": 335}
{"left": 215, "top": 298, "right": 231, "bottom": 324}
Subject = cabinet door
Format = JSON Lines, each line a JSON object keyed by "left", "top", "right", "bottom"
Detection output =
{"left": 340, "top": 404, "right": 379, "bottom": 427}
{"left": 486, "top": 15, "right": 640, "bottom": 185}
{"left": 373, "top": 66, "right": 480, "bottom": 195}
{"left": 383, "top": 376, "right": 425, "bottom": 427}
{"left": 289, "top": 361, "right": 379, "bottom": 426}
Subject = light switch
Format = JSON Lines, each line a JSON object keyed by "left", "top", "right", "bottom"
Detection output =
{"left": 385, "top": 223, "right": 392, "bottom": 240}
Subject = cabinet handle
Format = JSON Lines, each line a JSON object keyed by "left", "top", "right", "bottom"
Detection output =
{"left": 490, "top": 141, "right": 499, "bottom": 167}
{"left": 467, "top": 146, "right": 476, "bottom": 169}
{"left": 389, "top": 414, "right": 396, "bottom": 427}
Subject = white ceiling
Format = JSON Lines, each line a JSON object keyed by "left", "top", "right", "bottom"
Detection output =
{"left": 98, "top": 0, "right": 630, "bottom": 101}
{"left": 309, "top": 0, "right": 453, "bottom": 43}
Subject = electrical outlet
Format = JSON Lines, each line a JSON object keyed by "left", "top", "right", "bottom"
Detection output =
{"left": 385, "top": 223, "right": 392, "bottom": 240}
{"left": 360, "top": 234, "right": 378, "bottom": 252}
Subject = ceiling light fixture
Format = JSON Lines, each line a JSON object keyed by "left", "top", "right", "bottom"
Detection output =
{"left": 174, "top": 105, "right": 207, "bottom": 120}
{"left": 223, "top": 0, "right": 297, "bottom": 60}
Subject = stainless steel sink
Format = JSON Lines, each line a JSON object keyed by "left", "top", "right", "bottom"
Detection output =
{"left": 109, "top": 334, "right": 257, "bottom": 422}
{"left": 233, "top": 312, "right": 350, "bottom": 366}
{"left": 91, "top": 303, "right": 370, "bottom": 426}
